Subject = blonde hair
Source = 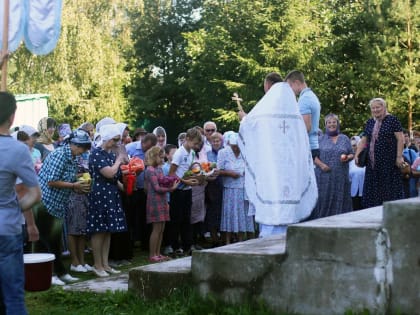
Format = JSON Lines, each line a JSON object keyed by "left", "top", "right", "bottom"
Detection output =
{"left": 145, "top": 146, "right": 164, "bottom": 167}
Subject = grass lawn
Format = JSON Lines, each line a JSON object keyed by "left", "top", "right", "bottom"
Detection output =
{"left": 25, "top": 245, "right": 280, "bottom": 314}
{"left": 24, "top": 244, "right": 380, "bottom": 315}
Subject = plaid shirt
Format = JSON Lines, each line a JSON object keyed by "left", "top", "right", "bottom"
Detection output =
{"left": 38, "top": 144, "right": 78, "bottom": 218}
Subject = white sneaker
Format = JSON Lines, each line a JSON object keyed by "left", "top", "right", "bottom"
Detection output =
{"left": 105, "top": 268, "right": 121, "bottom": 274}
{"left": 59, "top": 274, "right": 79, "bottom": 283}
{"left": 83, "top": 264, "right": 93, "bottom": 271}
{"left": 51, "top": 276, "right": 65, "bottom": 286}
{"left": 92, "top": 267, "right": 109, "bottom": 278}
{"left": 70, "top": 264, "right": 88, "bottom": 273}
{"left": 163, "top": 246, "right": 174, "bottom": 255}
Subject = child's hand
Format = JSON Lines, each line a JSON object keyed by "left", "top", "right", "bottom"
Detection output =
{"left": 169, "top": 179, "right": 181, "bottom": 191}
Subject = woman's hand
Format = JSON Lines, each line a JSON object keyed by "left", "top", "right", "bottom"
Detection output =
{"left": 395, "top": 156, "right": 405, "bottom": 168}
{"left": 73, "top": 181, "right": 91, "bottom": 194}
{"left": 320, "top": 163, "right": 331, "bottom": 172}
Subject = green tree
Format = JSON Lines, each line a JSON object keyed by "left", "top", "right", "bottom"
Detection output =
{"left": 7, "top": 0, "right": 133, "bottom": 128}
{"left": 126, "top": 0, "right": 204, "bottom": 140}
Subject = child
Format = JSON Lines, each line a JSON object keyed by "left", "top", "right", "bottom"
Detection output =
{"left": 167, "top": 128, "right": 202, "bottom": 255}
{"left": 162, "top": 144, "right": 178, "bottom": 255}
{"left": 145, "top": 147, "right": 179, "bottom": 262}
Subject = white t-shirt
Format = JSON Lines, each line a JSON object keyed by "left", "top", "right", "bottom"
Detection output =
{"left": 172, "top": 145, "right": 194, "bottom": 187}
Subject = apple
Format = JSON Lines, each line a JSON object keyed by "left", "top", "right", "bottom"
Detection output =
{"left": 340, "top": 154, "right": 347, "bottom": 162}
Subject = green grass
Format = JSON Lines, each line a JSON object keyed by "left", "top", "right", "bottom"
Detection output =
{"left": 26, "top": 286, "right": 279, "bottom": 315}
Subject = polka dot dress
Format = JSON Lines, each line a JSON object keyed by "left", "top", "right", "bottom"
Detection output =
{"left": 87, "top": 147, "right": 127, "bottom": 234}
{"left": 362, "top": 115, "right": 404, "bottom": 208}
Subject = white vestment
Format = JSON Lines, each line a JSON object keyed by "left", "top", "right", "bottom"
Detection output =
{"left": 238, "top": 82, "right": 318, "bottom": 226}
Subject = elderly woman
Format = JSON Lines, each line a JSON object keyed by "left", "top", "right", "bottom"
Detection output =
{"left": 355, "top": 98, "right": 404, "bottom": 208}
{"left": 34, "top": 129, "right": 92, "bottom": 285}
{"left": 205, "top": 132, "right": 224, "bottom": 247}
{"left": 87, "top": 124, "right": 127, "bottom": 277}
{"left": 217, "top": 133, "right": 254, "bottom": 244}
{"left": 309, "top": 114, "right": 353, "bottom": 219}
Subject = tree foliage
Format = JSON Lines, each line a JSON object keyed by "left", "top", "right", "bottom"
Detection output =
{"left": 7, "top": 0, "right": 133, "bottom": 128}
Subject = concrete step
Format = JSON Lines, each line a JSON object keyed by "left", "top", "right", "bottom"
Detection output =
{"left": 128, "top": 256, "right": 192, "bottom": 300}
{"left": 64, "top": 273, "right": 129, "bottom": 293}
{"left": 192, "top": 235, "right": 287, "bottom": 303}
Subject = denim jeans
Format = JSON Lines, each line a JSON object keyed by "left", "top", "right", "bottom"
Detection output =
{"left": 0, "top": 233, "right": 28, "bottom": 315}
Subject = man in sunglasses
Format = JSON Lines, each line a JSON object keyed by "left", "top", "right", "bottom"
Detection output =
{"left": 203, "top": 121, "right": 217, "bottom": 152}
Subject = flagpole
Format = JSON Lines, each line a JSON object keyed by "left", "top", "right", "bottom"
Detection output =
{"left": 1, "top": 0, "right": 10, "bottom": 91}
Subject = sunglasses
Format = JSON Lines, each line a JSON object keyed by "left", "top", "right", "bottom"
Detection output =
{"left": 205, "top": 129, "right": 215, "bottom": 133}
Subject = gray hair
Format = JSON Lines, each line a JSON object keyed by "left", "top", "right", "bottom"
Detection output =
{"left": 203, "top": 121, "right": 217, "bottom": 131}
{"left": 368, "top": 97, "right": 387, "bottom": 109}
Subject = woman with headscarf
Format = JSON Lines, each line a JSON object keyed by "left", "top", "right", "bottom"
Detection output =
{"left": 355, "top": 98, "right": 404, "bottom": 208}
{"left": 87, "top": 124, "right": 127, "bottom": 277}
{"left": 35, "top": 117, "right": 57, "bottom": 161}
{"left": 153, "top": 126, "right": 167, "bottom": 149}
{"left": 309, "top": 114, "right": 353, "bottom": 219}
{"left": 34, "top": 129, "right": 92, "bottom": 285}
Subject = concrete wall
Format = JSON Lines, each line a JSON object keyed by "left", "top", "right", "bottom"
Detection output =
{"left": 383, "top": 198, "right": 420, "bottom": 315}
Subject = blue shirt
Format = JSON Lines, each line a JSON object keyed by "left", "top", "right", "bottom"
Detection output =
{"left": 125, "top": 141, "right": 146, "bottom": 189}
{"left": 38, "top": 144, "right": 78, "bottom": 218}
{"left": 0, "top": 136, "right": 39, "bottom": 235}
{"left": 298, "top": 87, "right": 321, "bottom": 150}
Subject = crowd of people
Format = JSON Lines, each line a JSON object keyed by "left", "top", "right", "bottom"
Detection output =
{"left": 1, "top": 69, "right": 420, "bottom": 312}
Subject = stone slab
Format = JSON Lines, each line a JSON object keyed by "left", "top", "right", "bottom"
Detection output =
{"left": 192, "top": 235, "right": 286, "bottom": 303}
{"left": 382, "top": 198, "right": 420, "bottom": 315}
{"left": 128, "top": 256, "right": 192, "bottom": 300}
{"left": 63, "top": 273, "right": 128, "bottom": 293}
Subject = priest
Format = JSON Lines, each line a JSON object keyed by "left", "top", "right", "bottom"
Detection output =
{"left": 238, "top": 81, "right": 318, "bottom": 237}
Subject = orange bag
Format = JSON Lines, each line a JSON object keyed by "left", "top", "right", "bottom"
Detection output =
{"left": 128, "top": 157, "right": 144, "bottom": 174}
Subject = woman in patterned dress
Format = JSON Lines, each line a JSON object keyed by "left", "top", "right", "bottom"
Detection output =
{"left": 145, "top": 147, "right": 179, "bottom": 262}
{"left": 87, "top": 124, "right": 127, "bottom": 277}
{"left": 217, "top": 133, "right": 254, "bottom": 244}
{"left": 355, "top": 98, "right": 404, "bottom": 208}
{"left": 309, "top": 114, "right": 353, "bottom": 219}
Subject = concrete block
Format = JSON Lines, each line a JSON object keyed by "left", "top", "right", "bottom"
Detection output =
{"left": 192, "top": 235, "right": 286, "bottom": 300}
{"left": 383, "top": 198, "right": 420, "bottom": 315}
{"left": 128, "top": 257, "right": 192, "bottom": 300}
{"left": 261, "top": 208, "right": 388, "bottom": 315}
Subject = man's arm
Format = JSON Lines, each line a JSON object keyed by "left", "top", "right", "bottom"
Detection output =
{"left": 302, "top": 114, "right": 312, "bottom": 133}
{"left": 19, "top": 186, "right": 41, "bottom": 211}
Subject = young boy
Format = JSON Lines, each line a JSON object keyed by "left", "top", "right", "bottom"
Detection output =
{"left": 167, "top": 128, "right": 202, "bottom": 255}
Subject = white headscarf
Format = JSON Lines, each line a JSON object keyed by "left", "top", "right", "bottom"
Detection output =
{"left": 116, "top": 123, "right": 128, "bottom": 137}
{"left": 153, "top": 126, "right": 167, "bottom": 148}
{"left": 99, "top": 124, "right": 120, "bottom": 143}
{"left": 94, "top": 117, "right": 116, "bottom": 147}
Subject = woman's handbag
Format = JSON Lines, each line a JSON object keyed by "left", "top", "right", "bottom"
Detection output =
{"left": 357, "top": 148, "right": 368, "bottom": 167}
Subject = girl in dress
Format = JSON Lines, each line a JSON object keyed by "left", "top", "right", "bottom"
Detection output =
{"left": 145, "top": 147, "right": 179, "bottom": 262}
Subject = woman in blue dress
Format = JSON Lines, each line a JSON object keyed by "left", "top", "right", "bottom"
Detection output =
{"left": 309, "top": 113, "right": 353, "bottom": 219}
{"left": 355, "top": 98, "right": 404, "bottom": 208}
{"left": 87, "top": 124, "right": 127, "bottom": 277}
